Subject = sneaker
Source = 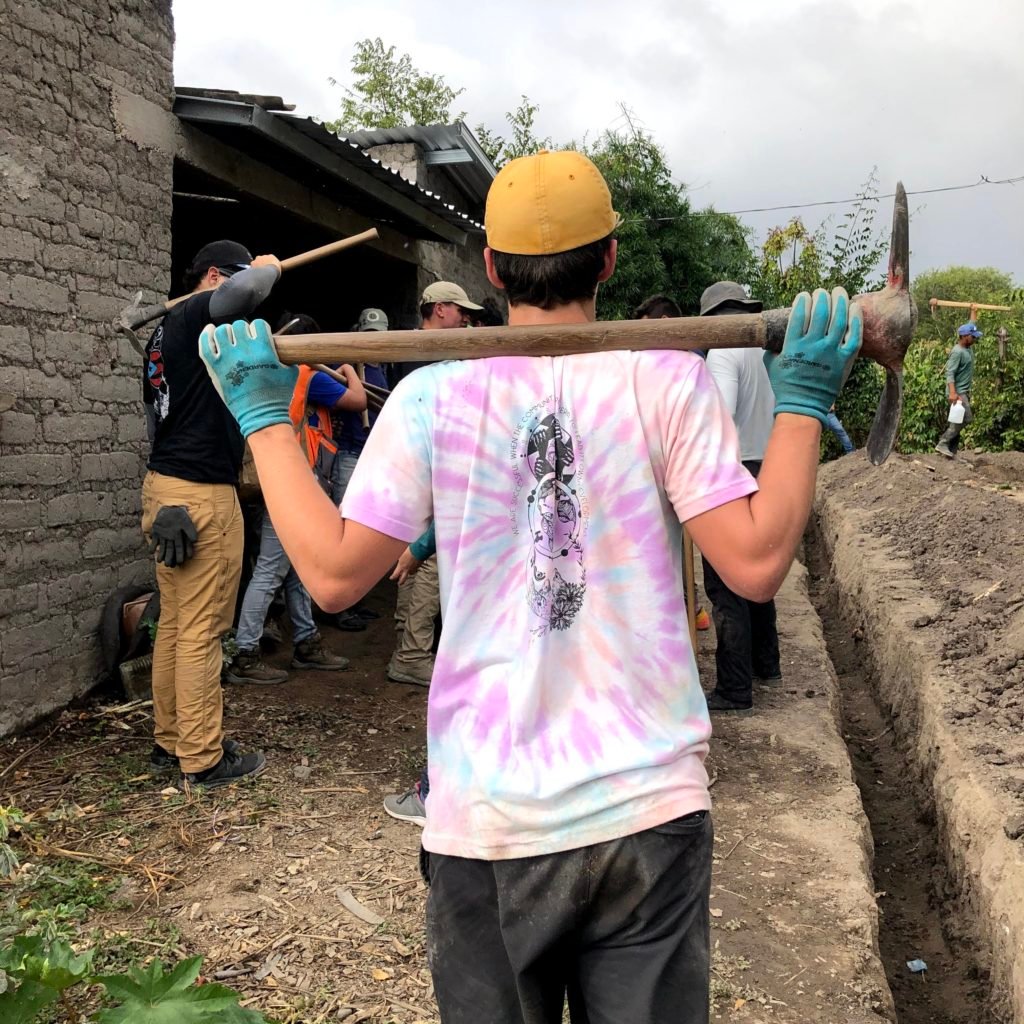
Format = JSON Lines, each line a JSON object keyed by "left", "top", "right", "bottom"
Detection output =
{"left": 225, "top": 651, "right": 288, "bottom": 686}
{"left": 386, "top": 660, "right": 433, "bottom": 688}
{"left": 695, "top": 608, "right": 711, "bottom": 631}
{"left": 934, "top": 443, "right": 954, "bottom": 459}
{"left": 383, "top": 787, "right": 426, "bottom": 827}
{"left": 334, "top": 610, "right": 368, "bottom": 632}
{"left": 705, "top": 691, "right": 754, "bottom": 715}
{"left": 183, "top": 748, "right": 267, "bottom": 790}
{"left": 291, "top": 634, "right": 349, "bottom": 671}
{"left": 150, "top": 738, "right": 241, "bottom": 775}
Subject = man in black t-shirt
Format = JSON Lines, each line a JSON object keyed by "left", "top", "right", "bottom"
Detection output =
{"left": 141, "top": 240, "right": 280, "bottom": 789}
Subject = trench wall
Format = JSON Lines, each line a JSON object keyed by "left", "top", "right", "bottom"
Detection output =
{"left": 814, "top": 477, "right": 1024, "bottom": 1023}
{"left": 0, "top": 0, "right": 174, "bottom": 733}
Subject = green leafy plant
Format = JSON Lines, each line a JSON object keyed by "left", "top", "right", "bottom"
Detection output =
{"left": 0, "top": 806, "right": 27, "bottom": 879}
{"left": 0, "top": 936, "right": 93, "bottom": 1023}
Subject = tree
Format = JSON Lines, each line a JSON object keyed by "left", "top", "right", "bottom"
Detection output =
{"left": 476, "top": 96, "right": 552, "bottom": 169}
{"left": 582, "top": 115, "right": 753, "bottom": 319}
{"left": 325, "top": 38, "right": 465, "bottom": 133}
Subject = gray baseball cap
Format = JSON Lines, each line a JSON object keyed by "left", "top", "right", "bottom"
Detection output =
{"left": 356, "top": 308, "right": 388, "bottom": 331}
{"left": 699, "top": 281, "right": 762, "bottom": 316}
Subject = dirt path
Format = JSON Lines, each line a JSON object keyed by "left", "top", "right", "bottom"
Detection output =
{"left": 814, "top": 450, "right": 1024, "bottom": 1024}
{"left": 0, "top": 568, "right": 891, "bottom": 1022}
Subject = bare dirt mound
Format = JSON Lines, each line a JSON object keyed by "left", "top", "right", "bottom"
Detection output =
{"left": 815, "top": 450, "right": 1024, "bottom": 1024}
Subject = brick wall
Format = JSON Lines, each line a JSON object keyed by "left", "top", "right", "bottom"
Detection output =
{"left": 0, "top": 0, "right": 174, "bottom": 734}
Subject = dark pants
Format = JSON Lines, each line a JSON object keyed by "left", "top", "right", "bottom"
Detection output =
{"left": 701, "top": 459, "right": 780, "bottom": 706}
{"left": 426, "top": 811, "right": 713, "bottom": 1024}
{"left": 937, "top": 393, "right": 973, "bottom": 453}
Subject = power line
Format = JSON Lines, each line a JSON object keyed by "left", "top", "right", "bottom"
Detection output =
{"left": 623, "top": 173, "right": 1024, "bottom": 225}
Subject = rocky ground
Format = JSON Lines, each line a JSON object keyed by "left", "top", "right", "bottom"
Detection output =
{"left": 0, "top": 565, "right": 891, "bottom": 1022}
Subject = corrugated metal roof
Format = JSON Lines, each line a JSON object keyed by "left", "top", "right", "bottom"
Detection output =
{"left": 174, "top": 91, "right": 483, "bottom": 243}
{"left": 344, "top": 122, "right": 496, "bottom": 214}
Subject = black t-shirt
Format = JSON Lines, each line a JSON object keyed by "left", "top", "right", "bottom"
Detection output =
{"left": 143, "top": 291, "right": 244, "bottom": 484}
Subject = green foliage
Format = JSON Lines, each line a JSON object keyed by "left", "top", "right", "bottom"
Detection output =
{"left": 325, "top": 37, "right": 465, "bottom": 133}
{"left": 0, "top": 806, "right": 27, "bottom": 879}
{"left": 582, "top": 116, "right": 753, "bottom": 319}
{"left": 0, "top": 937, "right": 268, "bottom": 1024}
{"left": 900, "top": 266, "right": 1024, "bottom": 452}
{"left": 475, "top": 95, "right": 552, "bottom": 169}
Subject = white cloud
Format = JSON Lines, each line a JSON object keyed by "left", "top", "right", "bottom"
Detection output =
{"left": 172, "top": 0, "right": 1024, "bottom": 283}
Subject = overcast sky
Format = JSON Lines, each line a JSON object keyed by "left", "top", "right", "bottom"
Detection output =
{"left": 174, "top": 0, "right": 1023, "bottom": 287}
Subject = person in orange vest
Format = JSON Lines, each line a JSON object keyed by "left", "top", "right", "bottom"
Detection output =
{"left": 227, "top": 315, "right": 366, "bottom": 684}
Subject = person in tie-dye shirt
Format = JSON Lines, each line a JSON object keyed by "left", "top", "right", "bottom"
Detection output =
{"left": 201, "top": 150, "right": 863, "bottom": 1024}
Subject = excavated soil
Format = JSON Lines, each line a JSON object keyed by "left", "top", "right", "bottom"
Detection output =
{"left": 814, "top": 450, "right": 1024, "bottom": 1024}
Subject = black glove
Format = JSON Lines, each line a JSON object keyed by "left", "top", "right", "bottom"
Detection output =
{"left": 149, "top": 506, "right": 198, "bottom": 568}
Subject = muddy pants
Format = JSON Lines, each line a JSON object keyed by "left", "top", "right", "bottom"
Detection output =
{"left": 141, "top": 471, "right": 243, "bottom": 773}
{"left": 937, "top": 392, "right": 973, "bottom": 454}
{"left": 390, "top": 555, "right": 439, "bottom": 676}
{"left": 426, "top": 811, "right": 713, "bottom": 1024}
{"left": 701, "top": 459, "right": 780, "bottom": 707}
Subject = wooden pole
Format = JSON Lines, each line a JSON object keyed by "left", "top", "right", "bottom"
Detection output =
{"left": 683, "top": 529, "right": 697, "bottom": 652}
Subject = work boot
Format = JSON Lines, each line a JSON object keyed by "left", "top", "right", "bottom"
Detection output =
{"left": 934, "top": 443, "right": 954, "bottom": 459}
{"left": 383, "top": 785, "right": 426, "bottom": 827}
{"left": 386, "top": 658, "right": 433, "bottom": 688}
{"left": 225, "top": 651, "right": 288, "bottom": 686}
{"left": 334, "top": 610, "right": 368, "bottom": 632}
{"left": 150, "top": 737, "right": 241, "bottom": 775}
{"left": 183, "top": 748, "right": 267, "bottom": 790}
{"left": 705, "top": 691, "right": 754, "bottom": 715}
{"left": 291, "top": 633, "right": 349, "bottom": 671}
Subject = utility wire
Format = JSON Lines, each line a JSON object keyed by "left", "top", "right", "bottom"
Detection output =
{"left": 623, "top": 173, "right": 1024, "bottom": 224}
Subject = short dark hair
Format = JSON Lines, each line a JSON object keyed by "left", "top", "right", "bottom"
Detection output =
{"left": 419, "top": 301, "right": 437, "bottom": 322}
{"left": 490, "top": 235, "right": 613, "bottom": 311}
{"left": 633, "top": 293, "right": 681, "bottom": 319}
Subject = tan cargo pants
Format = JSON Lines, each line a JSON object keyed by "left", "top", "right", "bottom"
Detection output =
{"left": 391, "top": 555, "right": 439, "bottom": 677}
{"left": 141, "top": 471, "right": 243, "bottom": 773}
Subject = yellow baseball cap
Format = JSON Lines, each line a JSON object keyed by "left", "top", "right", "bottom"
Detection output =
{"left": 485, "top": 150, "right": 621, "bottom": 256}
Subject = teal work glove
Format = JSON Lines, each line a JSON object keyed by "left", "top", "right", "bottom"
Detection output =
{"left": 199, "top": 319, "right": 298, "bottom": 438}
{"left": 764, "top": 287, "right": 863, "bottom": 425}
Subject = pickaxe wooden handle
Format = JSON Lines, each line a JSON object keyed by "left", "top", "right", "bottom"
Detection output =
{"left": 274, "top": 186, "right": 917, "bottom": 466}
{"left": 118, "top": 228, "right": 380, "bottom": 335}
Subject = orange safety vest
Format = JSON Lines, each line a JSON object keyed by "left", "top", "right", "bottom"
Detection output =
{"left": 288, "top": 365, "right": 338, "bottom": 489}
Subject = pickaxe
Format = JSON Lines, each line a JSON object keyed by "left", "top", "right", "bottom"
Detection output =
{"left": 272, "top": 186, "right": 917, "bottom": 465}
{"left": 116, "top": 227, "right": 380, "bottom": 353}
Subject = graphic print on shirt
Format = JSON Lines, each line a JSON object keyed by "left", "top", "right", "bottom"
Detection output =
{"left": 512, "top": 406, "right": 588, "bottom": 636}
{"left": 145, "top": 323, "right": 170, "bottom": 425}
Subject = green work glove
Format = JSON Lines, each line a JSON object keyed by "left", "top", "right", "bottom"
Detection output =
{"left": 764, "top": 287, "right": 863, "bottom": 425}
{"left": 199, "top": 319, "right": 298, "bottom": 438}
{"left": 149, "top": 506, "right": 198, "bottom": 568}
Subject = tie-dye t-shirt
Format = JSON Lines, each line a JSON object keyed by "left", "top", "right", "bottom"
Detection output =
{"left": 342, "top": 350, "right": 757, "bottom": 860}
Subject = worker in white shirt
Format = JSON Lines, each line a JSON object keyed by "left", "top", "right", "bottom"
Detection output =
{"left": 700, "top": 282, "right": 782, "bottom": 713}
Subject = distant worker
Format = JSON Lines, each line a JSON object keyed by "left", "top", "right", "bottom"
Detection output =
{"left": 935, "top": 322, "right": 981, "bottom": 458}
{"left": 826, "top": 404, "right": 855, "bottom": 455}
{"left": 699, "top": 282, "right": 782, "bottom": 713}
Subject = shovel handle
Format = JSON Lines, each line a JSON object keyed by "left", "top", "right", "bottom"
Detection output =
{"left": 280, "top": 228, "right": 379, "bottom": 271}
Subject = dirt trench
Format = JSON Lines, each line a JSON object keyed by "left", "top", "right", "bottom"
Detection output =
{"left": 810, "top": 450, "right": 1024, "bottom": 1024}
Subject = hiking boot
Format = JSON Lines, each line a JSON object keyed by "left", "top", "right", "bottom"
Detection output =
{"left": 705, "top": 691, "right": 754, "bottom": 715}
{"left": 383, "top": 786, "right": 426, "bottom": 827}
{"left": 261, "top": 618, "right": 285, "bottom": 648}
{"left": 934, "top": 443, "right": 954, "bottom": 459}
{"left": 291, "top": 634, "right": 349, "bottom": 671}
{"left": 225, "top": 651, "right": 288, "bottom": 686}
{"left": 150, "top": 738, "right": 241, "bottom": 775}
{"left": 386, "top": 659, "right": 433, "bottom": 688}
{"left": 353, "top": 604, "right": 380, "bottom": 621}
{"left": 334, "top": 610, "right": 368, "bottom": 632}
{"left": 183, "top": 748, "right": 267, "bottom": 790}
